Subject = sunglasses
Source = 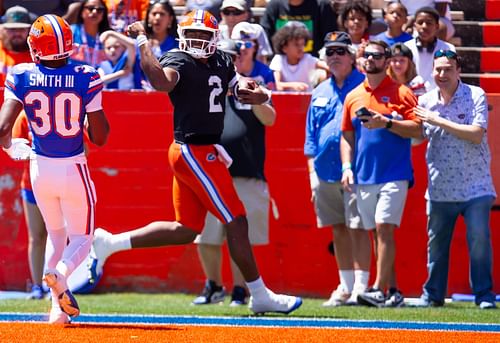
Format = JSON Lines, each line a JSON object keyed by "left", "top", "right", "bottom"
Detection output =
{"left": 325, "top": 47, "right": 347, "bottom": 56}
{"left": 434, "top": 49, "right": 457, "bottom": 60}
{"left": 222, "top": 9, "right": 245, "bottom": 16}
{"left": 363, "top": 51, "right": 385, "bottom": 60}
{"left": 84, "top": 6, "right": 105, "bottom": 13}
{"left": 235, "top": 40, "right": 255, "bottom": 50}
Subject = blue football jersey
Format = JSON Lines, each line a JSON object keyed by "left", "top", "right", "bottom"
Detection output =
{"left": 4, "top": 63, "right": 103, "bottom": 158}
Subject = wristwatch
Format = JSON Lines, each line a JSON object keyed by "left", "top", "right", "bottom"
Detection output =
{"left": 385, "top": 119, "right": 393, "bottom": 129}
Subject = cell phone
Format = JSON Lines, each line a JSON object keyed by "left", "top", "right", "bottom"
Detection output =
{"left": 355, "top": 107, "right": 372, "bottom": 122}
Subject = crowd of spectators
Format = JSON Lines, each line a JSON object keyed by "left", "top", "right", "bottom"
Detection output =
{"left": 1, "top": 1, "right": 496, "bottom": 310}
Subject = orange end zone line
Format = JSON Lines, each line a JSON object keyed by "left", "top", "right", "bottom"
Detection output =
{"left": 1, "top": 323, "right": 500, "bottom": 343}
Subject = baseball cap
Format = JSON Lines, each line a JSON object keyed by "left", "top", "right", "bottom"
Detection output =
{"left": 2, "top": 6, "right": 32, "bottom": 29}
{"left": 221, "top": 0, "right": 247, "bottom": 11}
{"left": 231, "top": 21, "right": 259, "bottom": 40}
{"left": 217, "top": 39, "right": 238, "bottom": 55}
{"left": 323, "top": 31, "right": 352, "bottom": 48}
{"left": 391, "top": 42, "right": 413, "bottom": 60}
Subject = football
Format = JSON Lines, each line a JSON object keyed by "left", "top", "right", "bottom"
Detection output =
{"left": 239, "top": 77, "right": 257, "bottom": 91}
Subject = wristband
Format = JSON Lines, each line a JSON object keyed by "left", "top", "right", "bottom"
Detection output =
{"left": 342, "top": 162, "right": 351, "bottom": 172}
{"left": 136, "top": 34, "right": 148, "bottom": 47}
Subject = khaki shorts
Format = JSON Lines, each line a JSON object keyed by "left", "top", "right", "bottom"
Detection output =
{"left": 195, "top": 177, "right": 270, "bottom": 246}
{"left": 356, "top": 181, "right": 409, "bottom": 229}
{"left": 312, "top": 180, "right": 364, "bottom": 229}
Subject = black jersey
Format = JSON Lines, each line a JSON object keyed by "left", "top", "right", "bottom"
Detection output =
{"left": 159, "top": 49, "right": 238, "bottom": 144}
{"left": 221, "top": 96, "right": 266, "bottom": 181}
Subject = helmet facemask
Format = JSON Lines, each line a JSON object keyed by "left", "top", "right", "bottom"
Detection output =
{"left": 178, "top": 28, "right": 220, "bottom": 59}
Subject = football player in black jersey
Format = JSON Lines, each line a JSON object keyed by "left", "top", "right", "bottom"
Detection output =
{"left": 89, "top": 10, "right": 302, "bottom": 315}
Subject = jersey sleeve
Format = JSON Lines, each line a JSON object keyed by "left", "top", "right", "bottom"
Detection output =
{"left": 4, "top": 64, "right": 27, "bottom": 103}
{"left": 159, "top": 51, "right": 186, "bottom": 74}
{"left": 85, "top": 67, "right": 104, "bottom": 112}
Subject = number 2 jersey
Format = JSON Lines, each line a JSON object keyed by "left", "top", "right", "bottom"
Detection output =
{"left": 4, "top": 63, "right": 104, "bottom": 158}
{"left": 159, "top": 50, "right": 238, "bottom": 145}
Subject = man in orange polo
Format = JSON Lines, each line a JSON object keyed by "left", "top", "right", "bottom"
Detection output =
{"left": 0, "top": 6, "right": 33, "bottom": 84}
{"left": 340, "top": 40, "right": 421, "bottom": 307}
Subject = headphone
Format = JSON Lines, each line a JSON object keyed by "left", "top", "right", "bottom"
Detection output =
{"left": 415, "top": 37, "right": 437, "bottom": 53}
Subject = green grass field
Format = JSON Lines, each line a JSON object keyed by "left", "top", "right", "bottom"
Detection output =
{"left": 0, "top": 293, "right": 498, "bottom": 323}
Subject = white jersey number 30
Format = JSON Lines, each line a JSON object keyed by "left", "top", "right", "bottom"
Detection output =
{"left": 25, "top": 91, "right": 82, "bottom": 137}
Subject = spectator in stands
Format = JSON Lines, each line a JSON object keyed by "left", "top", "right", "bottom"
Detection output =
{"left": 259, "top": 0, "right": 338, "bottom": 57}
{"left": 388, "top": 42, "right": 426, "bottom": 97}
{"left": 304, "top": 31, "right": 370, "bottom": 307}
{"left": 143, "top": 0, "right": 178, "bottom": 59}
{"left": 270, "top": 22, "right": 329, "bottom": 91}
{"left": 340, "top": 40, "right": 421, "bottom": 308}
{"left": 404, "top": 6, "right": 455, "bottom": 91}
{"left": 400, "top": 0, "right": 455, "bottom": 42}
{"left": 70, "top": 0, "right": 111, "bottom": 68}
{"left": 1, "top": 0, "right": 82, "bottom": 24}
{"left": 0, "top": 6, "right": 33, "bottom": 85}
{"left": 339, "top": 0, "right": 372, "bottom": 51}
{"left": 12, "top": 112, "right": 48, "bottom": 300}
{"left": 413, "top": 49, "right": 496, "bottom": 309}
{"left": 192, "top": 39, "right": 276, "bottom": 307}
{"left": 219, "top": 0, "right": 252, "bottom": 39}
{"left": 371, "top": 1, "right": 412, "bottom": 46}
{"left": 231, "top": 21, "right": 274, "bottom": 67}
{"left": 98, "top": 30, "right": 140, "bottom": 89}
{"left": 104, "top": 0, "right": 149, "bottom": 33}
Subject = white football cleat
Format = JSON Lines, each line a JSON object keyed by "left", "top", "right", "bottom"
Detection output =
{"left": 43, "top": 271, "right": 80, "bottom": 318}
{"left": 88, "top": 228, "right": 114, "bottom": 284}
{"left": 249, "top": 291, "right": 302, "bottom": 315}
{"left": 48, "top": 307, "right": 71, "bottom": 324}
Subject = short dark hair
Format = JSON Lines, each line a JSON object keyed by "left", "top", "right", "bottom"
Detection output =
{"left": 340, "top": 0, "right": 373, "bottom": 29}
{"left": 367, "top": 40, "right": 392, "bottom": 58}
{"left": 414, "top": 6, "right": 440, "bottom": 24}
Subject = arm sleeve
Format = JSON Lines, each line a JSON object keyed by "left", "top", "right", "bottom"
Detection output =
{"left": 341, "top": 96, "right": 354, "bottom": 132}
{"left": 304, "top": 101, "right": 317, "bottom": 156}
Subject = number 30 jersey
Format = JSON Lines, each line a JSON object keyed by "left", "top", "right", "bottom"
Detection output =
{"left": 160, "top": 50, "right": 238, "bottom": 145}
{"left": 4, "top": 63, "right": 104, "bottom": 158}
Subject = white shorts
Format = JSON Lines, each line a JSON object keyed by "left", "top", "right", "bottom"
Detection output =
{"left": 356, "top": 181, "right": 409, "bottom": 229}
{"left": 195, "top": 177, "right": 270, "bottom": 246}
{"left": 312, "top": 180, "right": 364, "bottom": 229}
{"left": 30, "top": 153, "right": 96, "bottom": 235}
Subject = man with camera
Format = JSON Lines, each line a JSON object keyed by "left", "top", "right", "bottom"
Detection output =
{"left": 340, "top": 40, "right": 421, "bottom": 307}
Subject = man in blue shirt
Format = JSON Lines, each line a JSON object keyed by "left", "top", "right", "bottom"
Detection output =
{"left": 304, "top": 31, "right": 370, "bottom": 306}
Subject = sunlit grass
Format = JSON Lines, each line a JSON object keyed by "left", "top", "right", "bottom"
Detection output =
{"left": 0, "top": 293, "right": 498, "bottom": 323}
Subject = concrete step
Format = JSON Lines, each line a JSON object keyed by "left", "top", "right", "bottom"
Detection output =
{"left": 457, "top": 47, "right": 500, "bottom": 73}
{"left": 451, "top": 0, "right": 486, "bottom": 20}
{"left": 454, "top": 21, "right": 500, "bottom": 47}
{"left": 461, "top": 73, "right": 500, "bottom": 93}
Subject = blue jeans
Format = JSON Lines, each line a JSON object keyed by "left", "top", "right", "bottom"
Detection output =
{"left": 423, "top": 195, "right": 496, "bottom": 305}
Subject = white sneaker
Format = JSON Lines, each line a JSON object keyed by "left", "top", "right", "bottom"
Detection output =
{"left": 322, "top": 285, "right": 351, "bottom": 307}
{"left": 88, "top": 228, "right": 114, "bottom": 284}
{"left": 48, "top": 307, "right": 71, "bottom": 324}
{"left": 249, "top": 291, "right": 302, "bottom": 315}
{"left": 43, "top": 271, "right": 80, "bottom": 318}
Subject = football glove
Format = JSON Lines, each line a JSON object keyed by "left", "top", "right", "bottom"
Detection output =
{"left": 3, "top": 138, "right": 32, "bottom": 161}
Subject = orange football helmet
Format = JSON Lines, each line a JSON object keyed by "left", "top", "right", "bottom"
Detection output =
{"left": 27, "top": 14, "right": 73, "bottom": 62}
{"left": 177, "top": 10, "right": 220, "bottom": 59}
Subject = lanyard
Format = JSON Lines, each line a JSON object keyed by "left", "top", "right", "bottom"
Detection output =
{"left": 81, "top": 29, "right": 100, "bottom": 67}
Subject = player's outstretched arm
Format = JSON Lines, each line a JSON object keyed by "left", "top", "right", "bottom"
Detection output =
{"left": 0, "top": 99, "right": 23, "bottom": 148}
{"left": 127, "top": 22, "right": 178, "bottom": 92}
